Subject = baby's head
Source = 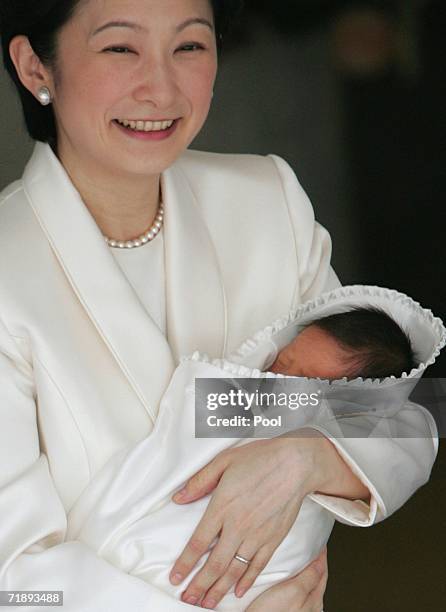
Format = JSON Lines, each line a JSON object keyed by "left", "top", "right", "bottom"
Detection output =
{"left": 269, "top": 307, "right": 416, "bottom": 380}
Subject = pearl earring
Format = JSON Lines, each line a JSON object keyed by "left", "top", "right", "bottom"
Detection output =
{"left": 37, "top": 86, "right": 52, "bottom": 106}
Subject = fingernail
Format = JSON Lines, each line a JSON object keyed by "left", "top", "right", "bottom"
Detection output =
{"left": 202, "top": 598, "right": 217, "bottom": 609}
{"left": 185, "top": 595, "right": 198, "bottom": 605}
{"left": 170, "top": 572, "right": 183, "bottom": 585}
{"left": 173, "top": 488, "right": 187, "bottom": 501}
{"left": 235, "top": 587, "right": 246, "bottom": 598}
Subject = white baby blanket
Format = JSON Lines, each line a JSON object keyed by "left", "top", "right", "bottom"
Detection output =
{"left": 66, "top": 286, "right": 445, "bottom": 610}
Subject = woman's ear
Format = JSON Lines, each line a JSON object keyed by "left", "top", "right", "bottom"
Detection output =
{"left": 9, "top": 35, "right": 53, "bottom": 100}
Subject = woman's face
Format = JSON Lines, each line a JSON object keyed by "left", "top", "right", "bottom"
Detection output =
{"left": 47, "top": 0, "right": 217, "bottom": 178}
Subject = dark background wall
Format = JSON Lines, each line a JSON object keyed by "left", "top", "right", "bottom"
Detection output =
{"left": 0, "top": 1, "right": 444, "bottom": 610}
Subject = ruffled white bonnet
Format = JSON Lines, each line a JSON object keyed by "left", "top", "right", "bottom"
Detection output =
{"left": 188, "top": 285, "right": 445, "bottom": 390}
{"left": 230, "top": 285, "right": 444, "bottom": 380}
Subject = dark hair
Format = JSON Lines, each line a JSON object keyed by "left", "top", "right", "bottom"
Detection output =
{"left": 311, "top": 307, "right": 417, "bottom": 379}
{"left": 0, "top": 0, "right": 243, "bottom": 145}
{"left": 212, "top": 0, "right": 244, "bottom": 43}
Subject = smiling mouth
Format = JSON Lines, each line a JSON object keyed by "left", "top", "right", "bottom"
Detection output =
{"left": 114, "top": 118, "right": 176, "bottom": 132}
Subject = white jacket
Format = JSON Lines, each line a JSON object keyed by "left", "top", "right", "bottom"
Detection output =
{"left": 0, "top": 144, "right": 438, "bottom": 611}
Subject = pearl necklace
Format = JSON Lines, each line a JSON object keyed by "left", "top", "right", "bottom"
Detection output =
{"left": 104, "top": 202, "right": 164, "bottom": 249}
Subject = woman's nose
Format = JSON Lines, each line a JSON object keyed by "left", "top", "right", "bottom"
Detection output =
{"left": 132, "top": 59, "right": 179, "bottom": 109}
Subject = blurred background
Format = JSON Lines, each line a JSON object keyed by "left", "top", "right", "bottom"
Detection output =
{"left": 0, "top": 0, "right": 444, "bottom": 609}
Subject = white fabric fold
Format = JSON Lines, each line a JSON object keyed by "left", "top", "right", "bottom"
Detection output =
{"left": 67, "top": 360, "right": 334, "bottom": 611}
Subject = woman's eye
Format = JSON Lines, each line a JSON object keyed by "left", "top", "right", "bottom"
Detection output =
{"left": 177, "top": 43, "right": 205, "bottom": 52}
{"left": 104, "top": 46, "right": 135, "bottom": 54}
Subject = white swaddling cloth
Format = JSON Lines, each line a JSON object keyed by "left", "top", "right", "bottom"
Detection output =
{"left": 66, "top": 286, "right": 445, "bottom": 610}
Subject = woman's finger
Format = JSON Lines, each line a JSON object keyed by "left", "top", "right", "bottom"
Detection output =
{"left": 179, "top": 525, "right": 243, "bottom": 605}
{"left": 303, "top": 574, "right": 326, "bottom": 612}
{"left": 246, "top": 549, "right": 327, "bottom": 611}
{"left": 235, "top": 504, "right": 303, "bottom": 598}
{"left": 172, "top": 452, "right": 230, "bottom": 503}
{"left": 198, "top": 543, "right": 272, "bottom": 609}
{"left": 169, "top": 510, "right": 223, "bottom": 589}
{"left": 302, "top": 549, "right": 328, "bottom": 612}
{"left": 199, "top": 555, "right": 251, "bottom": 609}
{"left": 293, "top": 551, "right": 327, "bottom": 608}
{"left": 233, "top": 545, "right": 272, "bottom": 598}
{"left": 290, "top": 564, "right": 323, "bottom": 608}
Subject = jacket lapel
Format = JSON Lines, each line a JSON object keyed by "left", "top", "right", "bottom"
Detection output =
{"left": 162, "top": 162, "right": 227, "bottom": 362}
{"left": 23, "top": 143, "right": 175, "bottom": 425}
{"left": 23, "top": 144, "right": 227, "bottom": 422}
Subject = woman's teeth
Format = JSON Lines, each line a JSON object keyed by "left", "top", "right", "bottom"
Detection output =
{"left": 116, "top": 119, "right": 174, "bottom": 132}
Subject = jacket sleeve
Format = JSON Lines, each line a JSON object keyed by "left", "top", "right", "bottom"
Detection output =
{"left": 0, "top": 316, "right": 194, "bottom": 611}
{"left": 269, "top": 154, "right": 438, "bottom": 526}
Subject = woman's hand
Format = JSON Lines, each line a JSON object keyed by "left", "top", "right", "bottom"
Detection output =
{"left": 171, "top": 437, "right": 316, "bottom": 607}
{"left": 169, "top": 436, "right": 313, "bottom": 608}
{"left": 247, "top": 548, "right": 328, "bottom": 612}
{"left": 169, "top": 430, "right": 365, "bottom": 609}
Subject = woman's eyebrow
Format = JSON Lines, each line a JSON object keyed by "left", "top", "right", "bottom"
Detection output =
{"left": 91, "top": 21, "right": 146, "bottom": 38}
{"left": 91, "top": 17, "right": 214, "bottom": 38}
{"left": 176, "top": 17, "right": 214, "bottom": 33}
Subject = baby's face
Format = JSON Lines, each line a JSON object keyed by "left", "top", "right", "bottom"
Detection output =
{"left": 269, "top": 325, "right": 351, "bottom": 379}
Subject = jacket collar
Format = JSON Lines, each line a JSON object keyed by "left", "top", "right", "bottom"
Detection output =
{"left": 23, "top": 143, "right": 226, "bottom": 423}
{"left": 162, "top": 162, "right": 227, "bottom": 362}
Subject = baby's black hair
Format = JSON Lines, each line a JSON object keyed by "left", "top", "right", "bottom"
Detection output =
{"left": 311, "top": 307, "right": 417, "bottom": 379}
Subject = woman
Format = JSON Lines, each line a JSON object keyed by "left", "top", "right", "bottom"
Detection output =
{"left": 0, "top": 1, "right": 437, "bottom": 610}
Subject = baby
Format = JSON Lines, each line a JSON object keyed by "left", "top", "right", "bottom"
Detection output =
{"left": 269, "top": 306, "right": 416, "bottom": 380}
{"left": 67, "top": 303, "right": 420, "bottom": 611}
